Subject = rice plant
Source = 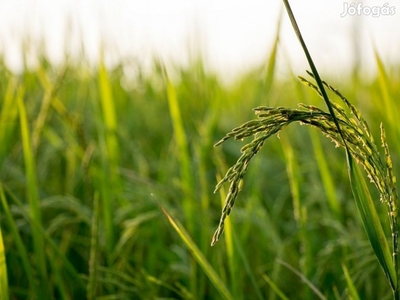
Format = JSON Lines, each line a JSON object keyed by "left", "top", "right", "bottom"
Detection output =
{"left": 212, "top": 1, "right": 399, "bottom": 298}
{"left": 0, "top": 3, "right": 399, "bottom": 299}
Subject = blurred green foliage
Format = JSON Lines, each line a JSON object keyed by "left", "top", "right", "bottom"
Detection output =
{"left": 0, "top": 49, "right": 399, "bottom": 299}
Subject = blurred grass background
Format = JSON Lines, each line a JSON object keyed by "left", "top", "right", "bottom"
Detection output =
{"left": 0, "top": 37, "right": 400, "bottom": 299}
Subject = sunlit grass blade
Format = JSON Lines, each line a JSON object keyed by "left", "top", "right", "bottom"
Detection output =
{"left": 161, "top": 65, "right": 194, "bottom": 227}
{"left": 373, "top": 51, "right": 400, "bottom": 164}
{"left": 31, "top": 67, "right": 54, "bottom": 151}
{"left": 262, "top": 273, "right": 289, "bottom": 300}
{"left": 374, "top": 51, "right": 395, "bottom": 128}
{"left": 263, "top": 8, "right": 281, "bottom": 101}
{"left": 161, "top": 64, "right": 198, "bottom": 296}
{"left": 159, "top": 203, "right": 234, "bottom": 300}
{"left": 348, "top": 160, "right": 396, "bottom": 292}
{"left": 342, "top": 263, "right": 360, "bottom": 300}
{"left": 96, "top": 61, "right": 122, "bottom": 255}
{"left": 281, "top": 0, "right": 342, "bottom": 138}
{"left": 98, "top": 60, "right": 120, "bottom": 169}
{"left": 0, "top": 188, "right": 9, "bottom": 300}
{"left": 0, "top": 77, "right": 18, "bottom": 169}
{"left": 17, "top": 86, "right": 50, "bottom": 297}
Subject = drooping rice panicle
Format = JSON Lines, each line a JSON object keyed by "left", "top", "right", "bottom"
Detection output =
{"left": 212, "top": 75, "right": 399, "bottom": 259}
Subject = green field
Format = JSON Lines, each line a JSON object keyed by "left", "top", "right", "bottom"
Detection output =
{"left": 0, "top": 36, "right": 400, "bottom": 299}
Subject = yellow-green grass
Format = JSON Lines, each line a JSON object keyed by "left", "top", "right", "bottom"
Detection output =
{"left": 0, "top": 40, "right": 399, "bottom": 299}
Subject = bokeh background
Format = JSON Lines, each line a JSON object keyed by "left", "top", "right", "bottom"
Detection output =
{"left": 1, "top": 1, "right": 400, "bottom": 299}
{"left": 1, "top": 0, "right": 400, "bottom": 78}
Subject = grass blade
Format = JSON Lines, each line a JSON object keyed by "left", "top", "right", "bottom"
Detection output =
{"left": 281, "top": 0, "right": 342, "bottom": 137}
{"left": 161, "top": 65, "right": 194, "bottom": 227}
{"left": 161, "top": 65, "right": 198, "bottom": 296}
{"left": 17, "top": 86, "right": 50, "bottom": 298}
{"left": 341, "top": 263, "right": 360, "bottom": 300}
{"left": 98, "top": 61, "right": 120, "bottom": 169}
{"left": 0, "top": 187, "right": 9, "bottom": 300}
{"left": 309, "top": 129, "right": 341, "bottom": 218}
{"left": 348, "top": 160, "right": 396, "bottom": 291}
{"left": 277, "top": 259, "right": 326, "bottom": 300}
{"left": 280, "top": 133, "right": 313, "bottom": 299}
{"left": 97, "top": 61, "right": 120, "bottom": 254}
{"left": 374, "top": 51, "right": 395, "bottom": 128}
{"left": 262, "top": 9, "right": 281, "bottom": 102}
{"left": 158, "top": 202, "right": 234, "bottom": 300}
{"left": 262, "top": 274, "right": 289, "bottom": 300}
{"left": 282, "top": 0, "right": 398, "bottom": 296}
{"left": 0, "top": 77, "right": 18, "bottom": 169}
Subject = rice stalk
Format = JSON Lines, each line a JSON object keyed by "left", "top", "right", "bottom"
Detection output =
{"left": 262, "top": 274, "right": 289, "bottom": 300}
{"left": 309, "top": 128, "right": 341, "bottom": 218}
{"left": 97, "top": 60, "right": 120, "bottom": 255}
{"left": 342, "top": 262, "right": 361, "bottom": 300}
{"left": 280, "top": 134, "right": 312, "bottom": 299}
{"left": 159, "top": 202, "right": 234, "bottom": 300}
{"left": 280, "top": 6, "right": 397, "bottom": 296}
{"left": 17, "top": 86, "right": 50, "bottom": 298}
{"left": 212, "top": 1, "right": 398, "bottom": 297}
{"left": 0, "top": 185, "right": 9, "bottom": 300}
{"left": 276, "top": 259, "right": 326, "bottom": 300}
{"left": 161, "top": 65, "right": 198, "bottom": 297}
{"left": 211, "top": 74, "right": 399, "bottom": 295}
{"left": 0, "top": 77, "right": 18, "bottom": 169}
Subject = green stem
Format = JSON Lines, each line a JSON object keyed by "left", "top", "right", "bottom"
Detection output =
{"left": 282, "top": 0, "right": 398, "bottom": 297}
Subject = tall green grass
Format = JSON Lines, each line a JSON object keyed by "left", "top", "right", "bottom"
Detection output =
{"left": 212, "top": 2, "right": 399, "bottom": 298}
{"left": 0, "top": 27, "right": 399, "bottom": 299}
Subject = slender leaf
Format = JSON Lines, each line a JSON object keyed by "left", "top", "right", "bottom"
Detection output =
{"left": 262, "top": 274, "right": 289, "bottom": 300}
{"left": 159, "top": 203, "right": 234, "bottom": 300}
{"left": 0, "top": 186, "right": 9, "bottom": 300}
{"left": 17, "top": 86, "right": 50, "bottom": 297}
{"left": 348, "top": 160, "right": 396, "bottom": 290}
{"left": 277, "top": 259, "right": 326, "bottom": 300}
{"left": 342, "top": 263, "right": 360, "bottom": 300}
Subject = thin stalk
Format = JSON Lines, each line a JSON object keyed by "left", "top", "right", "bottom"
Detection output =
{"left": 282, "top": 1, "right": 398, "bottom": 297}
{"left": 97, "top": 61, "right": 120, "bottom": 255}
{"left": 281, "top": 0, "right": 347, "bottom": 148}
{"left": 87, "top": 193, "right": 100, "bottom": 300}
{"left": 18, "top": 86, "right": 50, "bottom": 298}
{"left": 0, "top": 185, "right": 9, "bottom": 300}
